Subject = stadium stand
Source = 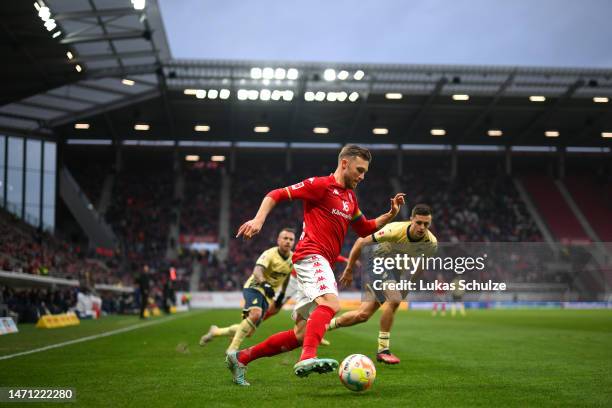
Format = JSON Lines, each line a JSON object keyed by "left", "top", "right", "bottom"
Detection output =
{"left": 521, "top": 175, "right": 590, "bottom": 243}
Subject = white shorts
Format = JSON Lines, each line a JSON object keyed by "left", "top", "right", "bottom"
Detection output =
{"left": 291, "top": 254, "right": 338, "bottom": 321}
{"left": 285, "top": 274, "right": 299, "bottom": 299}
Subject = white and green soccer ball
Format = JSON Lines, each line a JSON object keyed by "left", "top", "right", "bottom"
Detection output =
{"left": 338, "top": 354, "right": 376, "bottom": 392}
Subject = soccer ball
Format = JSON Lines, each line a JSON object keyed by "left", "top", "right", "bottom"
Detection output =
{"left": 338, "top": 354, "right": 376, "bottom": 392}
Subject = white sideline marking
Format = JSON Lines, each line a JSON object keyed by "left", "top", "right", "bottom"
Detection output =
{"left": 0, "top": 312, "right": 196, "bottom": 361}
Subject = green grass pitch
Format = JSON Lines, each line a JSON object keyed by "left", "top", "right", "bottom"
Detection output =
{"left": 1, "top": 309, "right": 611, "bottom": 407}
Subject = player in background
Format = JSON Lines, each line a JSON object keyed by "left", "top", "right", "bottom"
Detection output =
{"left": 199, "top": 228, "right": 295, "bottom": 353}
{"left": 328, "top": 204, "right": 437, "bottom": 364}
{"left": 226, "top": 144, "right": 405, "bottom": 385}
{"left": 432, "top": 272, "right": 447, "bottom": 316}
{"left": 262, "top": 255, "right": 352, "bottom": 347}
{"left": 450, "top": 275, "right": 466, "bottom": 317}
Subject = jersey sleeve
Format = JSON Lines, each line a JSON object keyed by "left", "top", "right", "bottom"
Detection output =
{"left": 266, "top": 176, "right": 326, "bottom": 203}
{"left": 350, "top": 203, "right": 378, "bottom": 238}
{"left": 255, "top": 249, "right": 272, "bottom": 269}
{"left": 371, "top": 222, "right": 405, "bottom": 243}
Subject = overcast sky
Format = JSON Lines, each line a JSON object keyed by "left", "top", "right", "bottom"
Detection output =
{"left": 159, "top": 0, "right": 612, "bottom": 68}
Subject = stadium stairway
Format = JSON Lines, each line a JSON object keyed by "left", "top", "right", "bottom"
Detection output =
{"left": 562, "top": 177, "right": 612, "bottom": 242}
{"left": 217, "top": 169, "right": 231, "bottom": 262}
{"left": 166, "top": 168, "right": 184, "bottom": 260}
{"left": 520, "top": 175, "right": 590, "bottom": 244}
{"left": 59, "top": 167, "right": 118, "bottom": 249}
{"left": 96, "top": 172, "right": 115, "bottom": 216}
{"left": 513, "top": 179, "right": 556, "bottom": 248}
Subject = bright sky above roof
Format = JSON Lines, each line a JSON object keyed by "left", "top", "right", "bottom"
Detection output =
{"left": 159, "top": 0, "right": 612, "bottom": 68}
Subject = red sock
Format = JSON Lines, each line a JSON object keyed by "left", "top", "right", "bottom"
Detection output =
{"left": 237, "top": 329, "right": 299, "bottom": 365}
{"left": 300, "top": 305, "right": 336, "bottom": 361}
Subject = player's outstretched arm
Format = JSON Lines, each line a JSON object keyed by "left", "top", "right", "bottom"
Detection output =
{"left": 236, "top": 196, "right": 277, "bottom": 239}
{"left": 374, "top": 193, "right": 406, "bottom": 229}
{"left": 340, "top": 235, "right": 373, "bottom": 287}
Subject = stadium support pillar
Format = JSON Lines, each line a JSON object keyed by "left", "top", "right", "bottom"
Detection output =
{"left": 396, "top": 146, "right": 403, "bottom": 176}
{"left": 286, "top": 147, "right": 292, "bottom": 173}
{"left": 557, "top": 147, "right": 565, "bottom": 180}
{"left": 450, "top": 145, "right": 458, "bottom": 180}
{"left": 505, "top": 145, "right": 512, "bottom": 176}
{"left": 114, "top": 143, "right": 123, "bottom": 173}
{"left": 230, "top": 145, "right": 236, "bottom": 173}
{"left": 172, "top": 146, "right": 179, "bottom": 173}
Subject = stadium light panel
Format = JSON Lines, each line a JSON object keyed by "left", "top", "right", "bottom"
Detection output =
{"left": 131, "top": 0, "right": 146, "bottom": 10}
{"left": 134, "top": 124, "right": 150, "bottom": 131}
{"left": 208, "top": 89, "right": 219, "bottom": 99}
{"left": 337, "top": 70, "right": 349, "bottom": 80}
{"left": 431, "top": 129, "right": 446, "bottom": 136}
{"left": 488, "top": 129, "right": 503, "bottom": 137}
{"left": 337, "top": 92, "right": 348, "bottom": 102}
{"left": 237, "top": 89, "right": 248, "bottom": 100}
{"left": 529, "top": 95, "right": 546, "bottom": 102}
{"left": 122, "top": 79, "right": 135, "bottom": 86}
{"left": 271, "top": 90, "right": 282, "bottom": 101}
{"left": 38, "top": 6, "right": 51, "bottom": 21}
{"left": 545, "top": 130, "right": 559, "bottom": 137}
{"left": 247, "top": 90, "right": 259, "bottom": 100}
{"left": 315, "top": 91, "right": 326, "bottom": 102}
{"left": 304, "top": 91, "right": 315, "bottom": 101}
{"left": 262, "top": 67, "right": 274, "bottom": 80}
{"left": 194, "top": 125, "right": 210, "bottom": 132}
{"left": 324, "top": 69, "right": 336, "bottom": 81}
{"left": 287, "top": 68, "right": 299, "bottom": 80}
{"left": 44, "top": 19, "right": 56, "bottom": 31}
{"left": 52, "top": 31, "right": 61, "bottom": 38}
{"left": 601, "top": 132, "right": 612, "bottom": 138}
{"left": 211, "top": 155, "right": 226, "bottom": 162}
{"left": 260, "top": 89, "right": 271, "bottom": 101}
{"left": 372, "top": 128, "right": 389, "bottom": 135}
{"left": 354, "top": 70, "right": 365, "bottom": 80}
{"left": 196, "top": 89, "right": 206, "bottom": 99}
{"left": 254, "top": 126, "right": 270, "bottom": 133}
{"left": 185, "top": 155, "right": 199, "bottom": 162}
{"left": 348, "top": 92, "right": 359, "bottom": 102}
{"left": 283, "top": 90, "right": 294, "bottom": 101}
{"left": 326, "top": 92, "right": 337, "bottom": 102}
{"left": 385, "top": 93, "right": 402, "bottom": 100}
{"left": 74, "top": 123, "right": 90, "bottom": 130}
{"left": 274, "top": 68, "right": 286, "bottom": 80}
{"left": 313, "top": 127, "right": 329, "bottom": 134}
{"left": 250, "top": 67, "right": 262, "bottom": 79}
{"left": 75, "top": 64, "right": 82, "bottom": 72}
{"left": 219, "top": 89, "right": 230, "bottom": 99}
{"left": 184, "top": 89, "right": 198, "bottom": 95}
{"left": 593, "top": 96, "right": 609, "bottom": 103}
{"left": 452, "top": 94, "right": 470, "bottom": 101}
{"left": 262, "top": 79, "right": 271, "bottom": 86}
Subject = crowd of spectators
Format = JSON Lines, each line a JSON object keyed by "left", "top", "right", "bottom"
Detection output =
{"left": 0, "top": 209, "right": 123, "bottom": 285}
{"left": 180, "top": 164, "right": 222, "bottom": 240}
{"left": 105, "top": 164, "right": 174, "bottom": 264}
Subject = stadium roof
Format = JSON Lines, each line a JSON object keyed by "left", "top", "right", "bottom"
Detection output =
{"left": 0, "top": 0, "right": 169, "bottom": 133}
{"left": 1, "top": 1, "right": 611, "bottom": 148}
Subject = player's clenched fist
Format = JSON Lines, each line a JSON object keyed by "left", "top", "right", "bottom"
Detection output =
{"left": 236, "top": 218, "right": 263, "bottom": 239}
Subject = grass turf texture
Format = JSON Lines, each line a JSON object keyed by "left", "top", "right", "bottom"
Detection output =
{"left": 1, "top": 309, "right": 611, "bottom": 407}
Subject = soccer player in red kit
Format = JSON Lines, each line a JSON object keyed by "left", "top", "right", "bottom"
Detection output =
{"left": 227, "top": 144, "right": 405, "bottom": 386}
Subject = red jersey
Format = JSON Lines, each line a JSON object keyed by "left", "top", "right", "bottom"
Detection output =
{"left": 267, "top": 175, "right": 378, "bottom": 266}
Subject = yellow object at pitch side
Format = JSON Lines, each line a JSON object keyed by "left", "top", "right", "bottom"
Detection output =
{"left": 36, "top": 312, "right": 80, "bottom": 329}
